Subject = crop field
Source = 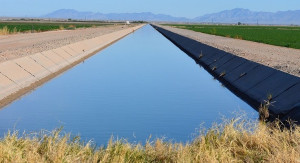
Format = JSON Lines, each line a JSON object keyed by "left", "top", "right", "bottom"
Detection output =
{"left": 167, "top": 24, "right": 300, "bottom": 49}
{"left": 0, "top": 21, "right": 114, "bottom": 34}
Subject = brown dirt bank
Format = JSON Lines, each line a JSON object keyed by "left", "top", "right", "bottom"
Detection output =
{"left": 160, "top": 25, "right": 300, "bottom": 77}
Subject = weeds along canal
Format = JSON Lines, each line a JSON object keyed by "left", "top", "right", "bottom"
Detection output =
{"left": 0, "top": 25, "right": 257, "bottom": 144}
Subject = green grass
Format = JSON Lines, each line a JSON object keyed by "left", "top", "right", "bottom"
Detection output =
{"left": 166, "top": 24, "right": 300, "bottom": 49}
{"left": 0, "top": 21, "right": 113, "bottom": 34}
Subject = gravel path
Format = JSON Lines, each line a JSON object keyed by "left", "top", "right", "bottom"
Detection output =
{"left": 160, "top": 25, "right": 300, "bottom": 77}
{"left": 0, "top": 25, "right": 134, "bottom": 63}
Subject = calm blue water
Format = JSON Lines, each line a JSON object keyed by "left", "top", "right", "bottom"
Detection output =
{"left": 0, "top": 25, "right": 257, "bottom": 144}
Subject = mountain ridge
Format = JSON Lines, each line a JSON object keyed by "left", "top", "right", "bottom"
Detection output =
{"left": 43, "top": 8, "right": 300, "bottom": 25}
{"left": 43, "top": 9, "right": 189, "bottom": 22}
{"left": 193, "top": 8, "right": 300, "bottom": 24}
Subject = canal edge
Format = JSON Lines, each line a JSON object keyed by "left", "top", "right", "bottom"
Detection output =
{"left": 151, "top": 24, "right": 300, "bottom": 123}
{"left": 0, "top": 24, "right": 146, "bottom": 108}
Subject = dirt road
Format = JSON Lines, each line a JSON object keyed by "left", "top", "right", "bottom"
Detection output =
{"left": 0, "top": 25, "right": 133, "bottom": 62}
{"left": 161, "top": 25, "right": 300, "bottom": 77}
{"left": 1, "top": 24, "right": 299, "bottom": 77}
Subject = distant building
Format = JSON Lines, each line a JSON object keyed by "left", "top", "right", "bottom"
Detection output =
{"left": 126, "top": 21, "right": 130, "bottom": 25}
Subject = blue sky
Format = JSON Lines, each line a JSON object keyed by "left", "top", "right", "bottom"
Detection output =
{"left": 1, "top": 0, "right": 299, "bottom": 18}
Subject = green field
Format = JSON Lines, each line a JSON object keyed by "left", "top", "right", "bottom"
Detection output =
{"left": 167, "top": 24, "right": 300, "bottom": 49}
{"left": 0, "top": 21, "right": 114, "bottom": 34}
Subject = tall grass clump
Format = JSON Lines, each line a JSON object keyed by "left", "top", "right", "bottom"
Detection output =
{"left": 0, "top": 26, "right": 19, "bottom": 35}
{"left": 59, "top": 25, "right": 65, "bottom": 30}
{"left": 0, "top": 26, "right": 10, "bottom": 35}
{"left": 66, "top": 25, "right": 76, "bottom": 30}
{"left": 0, "top": 117, "right": 299, "bottom": 162}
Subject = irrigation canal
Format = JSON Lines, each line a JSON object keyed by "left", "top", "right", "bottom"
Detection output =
{"left": 0, "top": 25, "right": 257, "bottom": 144}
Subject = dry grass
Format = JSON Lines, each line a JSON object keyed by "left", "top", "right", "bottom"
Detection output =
{"left": 59, "top": 25, "right": 65, "bottom": 30}
{"left": 0, "top": 26, "right": 10, "bottom": 35}
{"left": 211, "top": 66, "right": 217, "bottom": 71}
{"left": 67, "top": 25, "right": 76, "bottom": 30}
{"left": 0, "top": 117, "right": 299, "bottom": 163}
{"left": 0, "top": 26, "right": 20, "bottom": 35}
{"left": 234, "top": 35, "right": 243, "bottom": 40}
{"left": 198, "top": 51, "right": 203, "bottom": 59}
{"left": 219, "top": 71, "right": 226, "bottom": 77}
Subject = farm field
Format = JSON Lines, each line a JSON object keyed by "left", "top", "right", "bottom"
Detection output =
{"left": 0, "top": 21, "right": 116, "bottom": 34}
{"left": 167, "top": 24, "right": 300, "bottom": 49}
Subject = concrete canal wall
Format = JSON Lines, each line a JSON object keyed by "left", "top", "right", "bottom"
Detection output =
{"left": 151, "top": 24, "right": 300, "bottom": 123}
{"left": 0, "top": 24, "right": 144, "bottom": 107}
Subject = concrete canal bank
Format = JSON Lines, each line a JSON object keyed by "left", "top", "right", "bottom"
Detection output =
{"left": 0, "top": 24, "right": 144, "bottom": 107}
{"left": 151, "top": 24, "right": 300, "bottom": 123}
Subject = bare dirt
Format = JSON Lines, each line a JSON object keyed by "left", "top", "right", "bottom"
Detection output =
{"left": 161, "top": 25, "right": 300, "bottom": 77}
{"left": 0, "top": 25, "right": 133, "bottom": 63}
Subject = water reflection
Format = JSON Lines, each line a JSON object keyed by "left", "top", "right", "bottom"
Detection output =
{"left": 0, "top": 25, "right": 257, "bottom": 144}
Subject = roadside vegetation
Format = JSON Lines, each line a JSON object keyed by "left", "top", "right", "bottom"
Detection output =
{"left": 0, "top": 116, "right": 299, "bottom": 162}
{"left": 167, "top": 24, "right": 300, "bottom": 49}
{"left": 0, "top": 21, "right": 115, "bottom": 35}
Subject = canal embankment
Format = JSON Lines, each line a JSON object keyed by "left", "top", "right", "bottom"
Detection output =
{"left": 151, "top": 24, "right": 300, "bottom": 123}
{"left": 156, "top": 25, "right": 300, "bottom": 77}
{"left": 0, "top": 24, "right": 145, "bottom": 107}
{"left": 0, "top": 25, "right": 134, "bottom": 63}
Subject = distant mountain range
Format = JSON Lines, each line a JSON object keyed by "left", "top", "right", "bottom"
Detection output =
{"left": 193, "top": 8, "right": 300, "bottom": 25}
{"left": 43, "top": 9, "right": 189, "bottom": 22}
{"left": 43, "top": 8, "right": 300, "bottom": 25}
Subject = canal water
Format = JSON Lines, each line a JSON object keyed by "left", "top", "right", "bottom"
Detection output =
{"left": 0, "top": 25, "right": 257, "bottom": 144}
